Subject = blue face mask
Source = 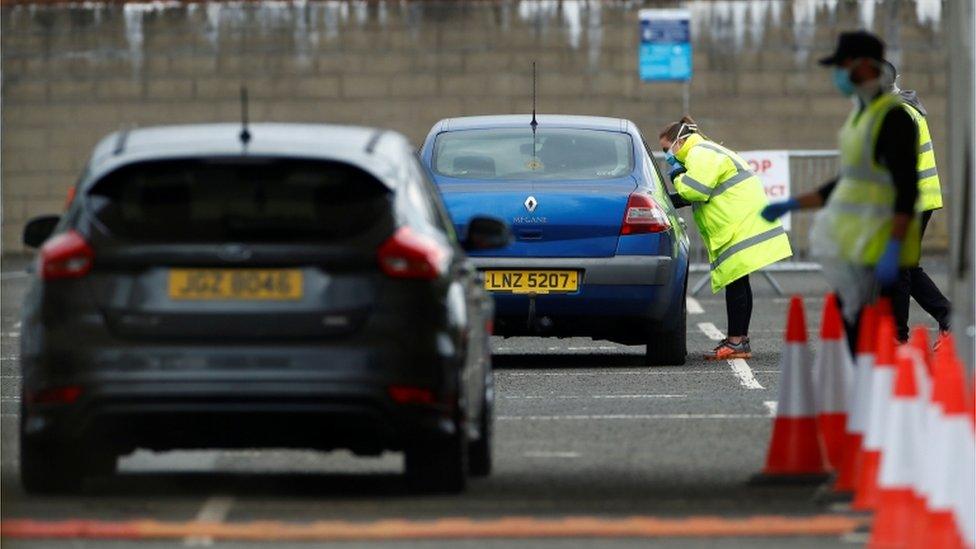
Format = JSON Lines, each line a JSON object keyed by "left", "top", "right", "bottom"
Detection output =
{"left": 832, "top": 67, "right": 856, "bottom": 97}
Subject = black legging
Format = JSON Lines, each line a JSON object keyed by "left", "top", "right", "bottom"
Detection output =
{"left": 725, "top": 275, "right": 753, "bottom": 338}
{"left": 891, "top": 210, "right": 952, "bottom": 340}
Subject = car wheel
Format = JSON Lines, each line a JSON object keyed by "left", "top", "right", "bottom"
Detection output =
{"left": 405, "top": 426, "right": 468, "bottom": 494}
{"left": 468, "top": 383, "right": 493, "bottom": 477}
{"left": 20, "top": 437, "right": 86, "bottom": 494}
{"left": 645, "top": 300, "right": 687, "bottom": 366}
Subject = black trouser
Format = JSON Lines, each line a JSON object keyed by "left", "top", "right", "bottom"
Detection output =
{"left": 841, "top": 281, "right": 903, "bottom": 358}
{"left": 891, "top": 210, "right": 952, "bottom": 341}
{"left": 725, "top": 275, "right": 752, "bottom": 338}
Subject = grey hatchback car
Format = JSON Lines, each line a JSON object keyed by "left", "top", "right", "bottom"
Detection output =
{"left": 19, "top": 123, "right": 509, "bottom": 494}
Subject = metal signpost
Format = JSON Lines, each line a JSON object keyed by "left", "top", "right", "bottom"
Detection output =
{"left": 639, "top": 8, "right": 692, "bottom": 113}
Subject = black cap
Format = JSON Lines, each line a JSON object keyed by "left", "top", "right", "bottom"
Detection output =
{"left": 818, "top": 31, "right": 885, "bottom": 66}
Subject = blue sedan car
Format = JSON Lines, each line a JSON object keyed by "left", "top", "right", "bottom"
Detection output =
{"left": 419, "top": 115, "right": 689, "bottom": 365}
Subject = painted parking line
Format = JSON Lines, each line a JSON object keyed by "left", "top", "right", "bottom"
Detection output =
{"left": 696, "top": 322, "right": 764, "bottom": 390}
{"left": 498, "top": 413, "right": 768, "bottom": 421}
{"left": 184, "top": 496, "right": 234, "bottom": 547}
{"left": 686, "top": 296, "right": 704, "bottom": 314}
{"left": 503, "top": 394, "right": 685, "bottom": 400}
{"left": 524, "top": 451, "right": 580, "bottom": 458}
{"left": 0, "top": 515, "right": 869, "bottom": 541}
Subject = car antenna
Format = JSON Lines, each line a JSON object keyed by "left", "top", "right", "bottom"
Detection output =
{"left": 530, "top": 61, "right": 538, "bottom": 162}
{"left": 239, "top": 84, "right": 251, "bottom": 147}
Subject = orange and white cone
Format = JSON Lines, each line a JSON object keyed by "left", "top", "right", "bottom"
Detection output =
{"left": 921, "top": 335, "right": 973, "bottom": 549}
{"left": 852, "top": 309, "right": 898, "bottom": 512}
{"left": 869, "top": 344, "right": 923, "bottom": 548}
{"left": 751, "top": 296, "right": 829, "bottom": 484}
{"left": 814, "top": 293, "right": 854, "bottom": 472}
{"left": 905, "top": 328, "right": 941, "bottom": 549}
{"left": 834, "top": 304, "right": 879, "bottom": 494}
{"left": 959, "top": 380, "right": 976, "bottom": 548}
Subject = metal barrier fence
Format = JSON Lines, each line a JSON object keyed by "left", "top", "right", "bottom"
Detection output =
{"left": 655, "top": 150, "right": 840, "bottom": 295}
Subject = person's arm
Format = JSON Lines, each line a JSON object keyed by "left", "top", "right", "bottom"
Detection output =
{"left": 761, "top": 176, "right": 835, "bottom": 221}
{"left": 875, "top": 107, "right": 919, "bottom": 240}
{"left": 872, "top": 106, "right": 919, "bottom": 286}
{"left": 673, "top": 147, "right": 721, "bottom": 203}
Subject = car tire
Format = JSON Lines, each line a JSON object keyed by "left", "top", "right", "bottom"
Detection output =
{"left": 645, "top": 300, "right": 687, "bottom": 366}
{"left": 468, "top": 384, "right": 493, "bottom": 478}
{"left": 20, "top": 438, "right": 86, "bottom": 494}
{"left": 405, "top": 427, "right": 468, "bottom": 494}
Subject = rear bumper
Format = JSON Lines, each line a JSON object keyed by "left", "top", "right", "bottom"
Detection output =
{"left": 468, "top": 256, "right": 672, "bottom": 285}
{"left": 21, "top": 376, "right": 456, "bottom": 456}
{"left": 469, "top": 255, "right": 684, "bottom": 342}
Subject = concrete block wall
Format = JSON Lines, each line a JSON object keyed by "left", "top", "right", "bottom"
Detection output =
{"left": 1, "top": 0, "right": 949, "bottom": 253}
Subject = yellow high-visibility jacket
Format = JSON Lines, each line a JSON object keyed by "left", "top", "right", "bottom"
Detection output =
{"left": 820, "top": 92, "right": 921, "bottom": 267}
{"left": 673, "top": 133, "right": 793, "bottom": 293}
{"left": 902, "top": 103, "right": 942, "bottom": 212}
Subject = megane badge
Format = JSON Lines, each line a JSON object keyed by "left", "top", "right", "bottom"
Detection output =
{"left": 524, "top": 196, "right": 538, "bottom": 213}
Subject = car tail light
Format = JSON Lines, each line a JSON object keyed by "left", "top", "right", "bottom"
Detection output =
{"left": 377, "top": 227, "right": 448, "bottom": 280}
{"left": 26, "top": 386, "right": 83, "bottom": 405}
{"left": 388, "top": 385, "right": 435, "bottom": 405}
{"left": 620, "top": 192, "right": 671, "bottom": 235}
{"left": 38, "top": 230, "right": 94, "bottom": 280}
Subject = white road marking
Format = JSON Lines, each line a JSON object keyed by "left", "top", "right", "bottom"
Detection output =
{"left": 696, "top": 322, "right": 764, "bottom": 390}
{"left": 184, "top": 496, "right": 234, "bottom": 547}
{"left": 0, "top": 272, "right": 28, "bottom": 280}
{"left": 764, "top": 401, "right": 778, "bottom": 417}
{"left": 499, "top": 413, "right": 767, "bottom": 421}
{"left": 524, "top": 451, "right": 580, "bottom": 458}
{"left": 686, "top": 297, "right": 704, "bottom": 314}
{"left": 697, "top": 322, "right": 726, "bottom": 341}
{"left": 504, "top": 394, "right": 685, "bottom": 400}
{"left": 729, "top": 358, "right": 764, "bottom": 390}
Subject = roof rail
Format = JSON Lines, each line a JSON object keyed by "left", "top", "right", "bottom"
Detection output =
{"left": 113, "top": 125, "right": 133, "bottom": 156}
{"left": 364, "top": 129, "right": 385, "bottom": 154}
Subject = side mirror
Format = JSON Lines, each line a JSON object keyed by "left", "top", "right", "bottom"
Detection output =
{"left": 463, "top": 216, "right": 511, "bottom": 252}
{"left": 23, "top": 215, "right": 60, "bottom": 249}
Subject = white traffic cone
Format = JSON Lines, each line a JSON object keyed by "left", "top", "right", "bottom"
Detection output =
{"left": 814, "top": 293, "right": 854, "bottom": 472}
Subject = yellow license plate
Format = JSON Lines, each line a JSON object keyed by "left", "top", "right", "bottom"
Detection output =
{"left": 168, "top": 269, "right": 303, "bottom": 301}
{"left": 482, "top": 270, "right": 579, "bottom": 294}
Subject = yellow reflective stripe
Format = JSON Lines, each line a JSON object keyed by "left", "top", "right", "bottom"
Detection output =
{"left": 693, "top": 142, "right": 755, "bottom": 198}
{"left": 678, "top": 175, "right": 713, "bottom": 197}
{"left": 710, "top": 171, "right": 753, "bottom": 198}
{"left": 696, "top": 142, "right": 749, "bottom": 171}
{"left": 710, "top": 226, "right": 786, "bottom": 271}
{"left": 840, "top": 166, "right": 893, "bottom": 184}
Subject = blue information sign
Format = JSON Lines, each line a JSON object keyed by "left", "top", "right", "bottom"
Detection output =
{"left": 639, "top": 9, "right": 692, "bottom": 82}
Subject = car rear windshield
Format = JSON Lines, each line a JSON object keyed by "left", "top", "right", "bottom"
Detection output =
{"left": 432, "top": 128, "right": 634, "bottom": 181}
{"left": 86, "top": 158, "right": 391, "bottom": 243}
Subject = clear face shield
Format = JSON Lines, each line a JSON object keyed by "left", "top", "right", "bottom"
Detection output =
{"left": 666, "top": 122, "right": 699, "bottom": 155}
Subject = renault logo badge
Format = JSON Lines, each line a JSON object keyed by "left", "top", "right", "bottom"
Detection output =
{"left": 524, "top": 196, "right": 538, "bottom": 213}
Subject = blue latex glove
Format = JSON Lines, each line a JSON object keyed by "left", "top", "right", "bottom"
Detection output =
{"left": 668, "top": 165, "right": 686, "bottom": 180}
{"left": 874, "top": 240, "right": 902, "bottom": 288}
{"left": 760, "top": 198, "right": 799, "bottom": 221}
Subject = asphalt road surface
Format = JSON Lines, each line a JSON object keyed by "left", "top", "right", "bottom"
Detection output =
{"left": 0, "top": 262, "right": 946, "bottom": 548}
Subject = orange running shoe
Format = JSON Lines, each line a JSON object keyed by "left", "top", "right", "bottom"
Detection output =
{"left": 933, "top": 330, "right": 951, "bottom": 353}
{"left": 705, "top": 338, "right": 752, "bottom": 360}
